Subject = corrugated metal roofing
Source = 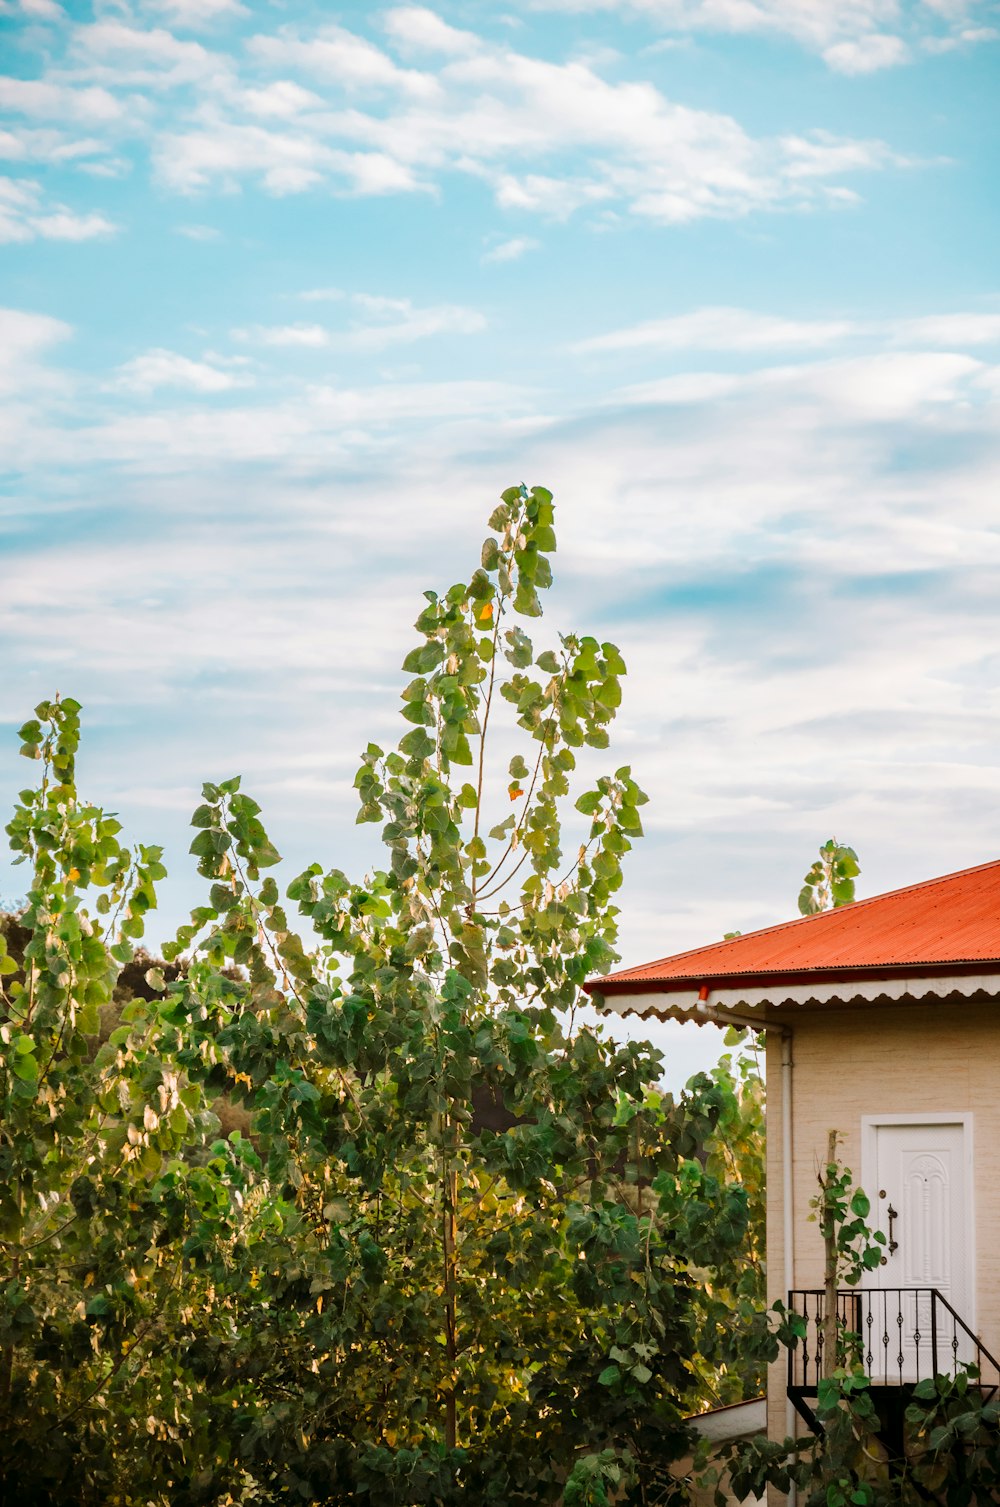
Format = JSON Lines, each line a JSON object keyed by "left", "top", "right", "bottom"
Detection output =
{"left": 586, "top": 858, "right": 1000, "bottom": 996}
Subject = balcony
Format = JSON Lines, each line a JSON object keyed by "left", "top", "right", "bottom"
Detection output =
{"left": 786, "top": 1287, "right": 1000, "bottom": 1441}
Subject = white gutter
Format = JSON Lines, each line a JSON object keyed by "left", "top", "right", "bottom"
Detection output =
{"left": 782, "top": 1026, "right": 797, "bottom": 1507}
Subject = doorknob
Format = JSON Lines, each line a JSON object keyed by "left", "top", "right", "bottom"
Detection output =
{"left": 887, "top": 1204, "right": 899, "bottom": 1256}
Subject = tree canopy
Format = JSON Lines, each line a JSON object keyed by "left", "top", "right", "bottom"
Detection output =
{"left": 0, "top": 486, "right": 769, "bottom": 1507}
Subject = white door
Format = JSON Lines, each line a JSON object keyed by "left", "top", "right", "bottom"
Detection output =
{"left": 863, "top": 1118, "right": 973, "bottom": 1381}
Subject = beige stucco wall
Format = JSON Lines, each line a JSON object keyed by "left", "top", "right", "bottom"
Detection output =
{"left": 765, "top": 995, "right": 1000, "bottom": 1464}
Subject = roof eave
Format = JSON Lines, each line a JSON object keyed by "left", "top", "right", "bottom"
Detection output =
{"left": 590, "top": 968, "right": 1000, "bottom": 1023}
{"left": 585, "top": 957, "right": 1000, "bottom": 998}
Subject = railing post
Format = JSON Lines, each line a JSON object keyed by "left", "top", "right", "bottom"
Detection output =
{"left": 930, "top": 1289, "right": 938, "bottom": 1377}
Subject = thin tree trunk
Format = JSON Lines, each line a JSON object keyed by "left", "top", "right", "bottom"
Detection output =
{"left": 822, "top": 1128, "right": 839, "bottom": 1377}
{"left": 0, "top": 1251, "right": 16, "bottom": 1411}
{"left": 442, "top": 1141, "right": 458, "bottom": 1450}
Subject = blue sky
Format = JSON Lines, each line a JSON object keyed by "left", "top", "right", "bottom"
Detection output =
{"left": 1, "top": 0, "right": 999, "bottom": 1084}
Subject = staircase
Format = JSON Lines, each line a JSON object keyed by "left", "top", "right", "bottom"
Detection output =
{"left": 786, "top": 1287, "right": 1000, "bottom": 1443}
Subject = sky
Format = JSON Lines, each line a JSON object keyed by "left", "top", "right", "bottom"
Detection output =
{"left": 1, "top": 0, "right": 999, "bottom": 1087}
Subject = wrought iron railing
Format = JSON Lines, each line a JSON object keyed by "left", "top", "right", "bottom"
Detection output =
{"left": 787, "top": 1288, "right": 1000, "bottom": 1400}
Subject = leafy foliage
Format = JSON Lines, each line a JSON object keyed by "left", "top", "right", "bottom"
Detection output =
{"left": 722, "top": 1367, "right": 1000, "bottom": 1506}
{"left": 798, "top": 839, "right": 860, "bottom": 916}
{"left": 0, "top": 486, "right": 769, "bottom": 1506}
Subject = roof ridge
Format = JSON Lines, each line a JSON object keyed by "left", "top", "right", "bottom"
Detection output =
{"left": 602, "top": 855, "right": 1000, "bottom": 983}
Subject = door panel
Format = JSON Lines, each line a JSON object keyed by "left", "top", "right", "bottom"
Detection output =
{"left": 867, "top": 1120, "right": 972, "bottom": 1378}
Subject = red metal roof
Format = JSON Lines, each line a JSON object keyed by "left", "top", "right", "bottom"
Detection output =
{"left": 586, "top": 858, "right": 1000, "bottom": 996}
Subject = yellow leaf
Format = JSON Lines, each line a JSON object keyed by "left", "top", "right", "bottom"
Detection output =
{"left": 509, "top": 786, "right": 524, "bottom": 801}
{"left": 316, "top": 1295, "right": 324, "bottom": 1314}
{"left": 67, "top": 868, "right": 80, "bottom": 882}
{"left": 478, "top": 601, "right": 493, "bottom": 623}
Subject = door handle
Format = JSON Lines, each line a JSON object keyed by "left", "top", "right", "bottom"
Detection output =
{"left": 887, "top": 1204, "right": 899, "bottom": 1256}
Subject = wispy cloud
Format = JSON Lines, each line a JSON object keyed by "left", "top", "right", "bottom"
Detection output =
{"left": 0, "top": 75, "right": 124, "bottom": 123}
{"left": 0, "top": 8, "right": 902, "bottom": 223}
{"left": 235, "top": 295, "right": 487, "bottom": 352}
{"left": 528, "top": 0, "right": 998, "bottom": 72}
{"left": 574, "top": 305, "right": 1000, "bottom": 357}
{"left": 141, "top": 0, "right": 248, "bottom": 28}
{"left": 17, "top": 0, "right": 64, "bottom": 19}
{"left": 0, "top": 306, "right": 71, "bottom": 394}
{"left": 575, "top": 307, "right": 856, "bottom": 355}
{"left": 233, "top": 322, "right": 330, "bottom": 347}
{"left": 174, "top": 221, "right": 221, "bottom": 240}
{"left": 823, "top": 33, "right": 912, "bottom": 72}
{"left": 5, "top": 307, "right": 1000, "bottom": 990}
{"left": 894, "top": 312, "right": 1000, "bottom": 345}
{"left": 153, "top": 116, "right": 425, "bottom": 196}
{"left": 482, "top": 235, "right": 539, "bottom": 263}
{"left": 246, "top": 24, "right": 439, "bottom": 99}
{"left": 0, "top": 175, "right": 118, "bottom": 241}
{"left": 382, "top": 6, "right": 482, "bottom": 57}
{"left": 68, "top": 19, "right": 226, "bottom": 89}
{"left": 115, "top": 348, "right": 254, "bottom": 393}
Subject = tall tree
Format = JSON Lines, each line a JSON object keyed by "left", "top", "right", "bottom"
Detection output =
{"left": 1, "top": 487, "right": 770, "bottom": 1506}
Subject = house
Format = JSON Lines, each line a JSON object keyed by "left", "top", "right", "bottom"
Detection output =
{"left": 585, "top": 858, "right": 1000, "bottom": 1498}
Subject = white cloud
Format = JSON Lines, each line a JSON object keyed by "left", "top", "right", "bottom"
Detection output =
{"left": 6, "top": 318, "right": 1000, "bottom": 1025}
{"left": 0, "top": 176, "right": 117, "bottom": 241}
{"left": 235, "top": 80, "right": 324, "bottom": 118}
{"left": 529, "top": 0, "right": 997, "bottom": 69}
{"left": 894, "top": 312, "right": 1000, "bottom": 345}
{"left": 614, "top": 349, "right": 986, "bottom": 418}
{"left": 575, "top": 307, "right": 855, "bottom": 354}
{"left": 482, "top": 235, "right": 539, "bottom": 263}
{"left": 143, "top": 0, "right": 247, "bottom": 27}
{"left": 115, "top": 348, "right": 255, "bottom": 392}
{"left": 613, "top": 370, "right": 743, "bottom": 404}
{"left": 0, "top": 126, "right": 108, "bottom": 164}
{"left": 382, "top": 7, "right": 481, "bottom": 56}
{"left": 235, "top": 296, "right": 487, "bottom": 353}
{"left": 823, "top": 32, "right": 911, "bottom": 71}
{"left": 0, "top": 306, "right": 70, "bottom": 394}
{"left": 30, "top": 207, "right": 118, "bottom": 238}
{"left": 297, "top": 287, "right": 345, "bottom": 303}
{"left": 786, "top": 350, "right": 983, "bottom": 418}
{"left": 247, "top": 25, "right": 439, "bottom": 99}
{"left": 55, "top": 14, "right": 892, "bottom": 221}
{"left": 0, "top": 76, "right": 124, "bottom": 123}
{"left": 174, "top": 221, "right": 221, "bottom": 239}
{"left": 575, "top": 305, "right": 1000, "bottom": 361}
{"left": 69, "top": 20, "right": 225, "bottom": 89}
{"left": 778, "top": 130, "right": 902, "bottom": 178}
{"left": 233, "top": 322, "right": 330, "bottom": 347}
{"left": 154, "top": 115, "right": 424, "bottom": 196}
{"left": 338, "top": 296, "right": 487, "bottom": 351}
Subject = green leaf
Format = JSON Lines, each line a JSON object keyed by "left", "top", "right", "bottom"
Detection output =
{"left": 402, "top": 642, "right": 445, "bottom": 675}
{"left": 11, "top": 1049, "right": 38, "bottom": 1082}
